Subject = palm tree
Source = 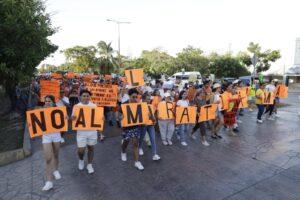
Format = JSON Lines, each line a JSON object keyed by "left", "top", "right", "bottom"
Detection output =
{"left": 97, "top": 41, "right": 118, "bottom": 74}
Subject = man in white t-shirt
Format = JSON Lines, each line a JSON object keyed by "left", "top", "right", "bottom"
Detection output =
{"left": 72, "top": 90, "right": 97, "bottom": 174}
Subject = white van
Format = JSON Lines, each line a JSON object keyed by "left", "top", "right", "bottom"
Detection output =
{"left": 168, "top": 71, "right": 203, "bottom": 85}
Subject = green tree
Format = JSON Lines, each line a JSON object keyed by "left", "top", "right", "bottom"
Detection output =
{"left": 246, "top": 42, "right": 281, "bottom": 73}
{"left": 0, "top": 0, "right": 58, "bottom": 105}
{"left": 209, "top": 53, "right": 250, "bottom": 78}
{"left": 174, "top": 46, "right": 210, "bottom": 76}
{"left": 63, "top": 45, "right": 97, "bottom": 72}
{"left": 97, "top": 41, "right": 118, "bottom": 74}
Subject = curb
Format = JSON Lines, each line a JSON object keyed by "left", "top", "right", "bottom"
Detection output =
{"left": 0, "top": 121, "right": 31, "bottom": 166}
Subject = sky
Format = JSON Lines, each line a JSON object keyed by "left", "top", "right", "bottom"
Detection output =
{"left": 42, "top": 0, "right": 300, "bottom": 74}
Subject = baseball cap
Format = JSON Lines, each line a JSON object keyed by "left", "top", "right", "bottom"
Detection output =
{"left": 164, "top": 93, "right": 171, "bottom": 98}
{"left": 213, "top": 83, "right": 221, "bottom": 89}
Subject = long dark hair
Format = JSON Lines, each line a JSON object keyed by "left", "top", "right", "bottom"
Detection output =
{"left": 178, "top": 90, "right": 186, "bottom": 100}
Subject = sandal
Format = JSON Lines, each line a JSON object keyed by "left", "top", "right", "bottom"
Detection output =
{"left": 211, "top": 135, "right": 218, "bottom": 139}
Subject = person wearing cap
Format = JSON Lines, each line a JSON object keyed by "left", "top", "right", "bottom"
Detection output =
{"left": 158, "top": 92, "right": 175, "bottom": 146}
{"left": 210, "top": 83, "right": 223, "bottom": 139}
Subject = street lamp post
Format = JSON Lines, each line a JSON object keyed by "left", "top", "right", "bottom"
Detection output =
{"left": 106, "top": 19, "right": 130, "bottom": 67}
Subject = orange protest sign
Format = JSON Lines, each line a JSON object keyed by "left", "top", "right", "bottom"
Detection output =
{"left": 51, "top": 73, "right": 62, "bottom": 79}
{"left": 275, "top": 85, "right": 288, "bottom": 98}
{"left": 262, "top": 91, "right": 275, "bottom": 105}
{"left": 26, "top": 107, "right": 68, "bottom": 138}
{"left": 83, "top": 75, "right": 93, "bottom": 82}
{"left": 175, "top": 106, "right": 197, "bottom": 124}
{"left": 198, "top": 104, "right": 217, "bottom": 122}
{"left": 219, "top": 93, "right": 229, "bottom": 111}
{"left": 157, "top": 101, "right": 175, "bottom": 120}
{"left": 125, "top": 68, "right": 144, "bottom": 87}
{"left": 146, "top": 105, "right": 156, "bottom": 125}
{"left": 85, "top": 83, "right": 118, "bottom": 107}
{"left": 237, "top": 89, "right": 248, "bottom": 108}
{"left": 187, "top": 88, "right": 196, "bottom": 101}
{"left": 151, "top": 96, "right": 162, "bottom": 108}
{"left": 119, "top": 77, "right": 127, "bottom": 84}
{"left": 72, "top": 106, "right": 104, "bottom": 131}
{"left": 65, "top": 72, "right": 75, "bottom": 79}
{"left": 40, "top": 80, "right": 60, "bottom": 102}
{"left": 121, "top": 103, "right": 148, "bottom": 127}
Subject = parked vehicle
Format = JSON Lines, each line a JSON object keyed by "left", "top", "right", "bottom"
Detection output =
{"left": 168, "top": 71, "right": 203, "bottom": 85}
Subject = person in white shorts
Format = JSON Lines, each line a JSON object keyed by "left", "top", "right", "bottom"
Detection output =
{"left": 41, "top": 95, "right": 62, "bottom": 191}
{"left": 72, "top": 90, "right": 97, "bottom": 174}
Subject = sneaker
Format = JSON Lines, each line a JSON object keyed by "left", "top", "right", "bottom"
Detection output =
{"left": 257, "top": 119, "right": 263, "bottom": 124}
{"left": 86, "top": 164, "right": 94, "bottom": 174}
{"left": 229, "top": 132, "right": 237, "bottom": 137}
{"left": 233, "top": 128, "right": 239, "bottom": 133}
{"left": 100, "top": 134, "right": 105, "bottom": 142}
{"left": 42, "top": 181, "right": 53, "bottom": 191}
{"left": 201, "top": 140, "right": 210, "bottom": 146}
{"left": 237, "top": 120, "right": 243, "bottom": 124}
{"left": 60, "top": 138, "right": 65, "bottom": 143}
{"left": 167, "top": 140, "right": 173, "bottom": 145}
{"left": 53, "top": 170, "right": 61, "bottom": 180}
{"left": 162, "top": 140, "right": 168, "bottom": 146}
{"left": 121, "top": 152, "right": 127, "bottom": 161}
{"left": 152, "top": 154, "right": 161, "bottom": 161}
{"left": 249, "top": 108, "right": 253, "bottom": 112}
{"left": 189, "top": 133, "right": 196, "bottom": 140}
{"left": 134, "top": 161, "right": 144, "bottom": 170}
{"left": 139, "top": 148, "right": 144, "bottom": 156}
{"left": 181, "top": 142, "right": 188, "bottom": 146}
{"left": 267, "top": 116, "right": 275, "bottom": 121}
{"left": 78, "top": 160, "right": 84, "bottom": 170}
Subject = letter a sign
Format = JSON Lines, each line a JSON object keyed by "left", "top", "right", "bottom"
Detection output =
{"left": 125, "top": 69, "right": 144, "bottom": 87}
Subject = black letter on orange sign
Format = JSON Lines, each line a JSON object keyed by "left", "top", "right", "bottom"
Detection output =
{"left": 166, "top": 102, "right": 174, "bottom": 118}
{"left": 30, "top": 112, "right": 46, "bottom": 134}
{"left": 203, "top": 105, "right": 212, "bottom": 121}
{"left": 91, "top": 108, "right": 102, "bottom": 128}
{"left": 148, "top": 105, "right": 155, "bottom": 122}
{"left": 75, "top": 108, "right": 86, "bottom": 128}
{"left": 180, "top": 108, "right": 189, "bottom": 123}
{"left": 127, "top": 104, "right": 143, "bottom": 124}
{"left": 129, "top": 70, "right": 139, "bottom": 86}
{"left": 51, "top": 109, "right": 65, "bottom": 129}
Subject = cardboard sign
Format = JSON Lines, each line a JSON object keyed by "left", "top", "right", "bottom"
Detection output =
{"left": 125, "top": 69, "right": 144, "bottom": 87}
{"left": 275, "top": 85, "right": 288, "bottom": 98}
{"left": 262, "top": 91, "right": 275, "bottom": 105}
{"left": 237, "top": 89, "right": 248, "bottom": 108}
{"left": 72, "top": 106, "right": 104, "bottom": 131}
{"left": 220, "top": 93, "right": 229, "bottom": 111}
{"left": 198, "top": 104, "right": 217, "bottom": 122}
{"left": 40, "top": 80, "right": 60, "bottom": 102}
{"left": 65, "top": 72, "right": 75, "bottom": 79}
{"left": 175, "top": 106, "right": 197, "bottom": 124}
{"left": 119, "top": 77, "right": 127, "bottom": 84}
{"left": 121, "top": 103, "right": 148, "bottom": 127}
{"left": 83, "top": 74, "right": 97, "bottom": 82}
{"left": 51, "top": 73, "right": 62, "bottom": 79}
{"left": 26, "top": 107, "right": 68, "bottom": 138}
{"left": 85, "top": 83, "right": 118, "bottom": 107}
{"left": 157, "top": 102, "right": 175, "bottom": 120}
{"left": 146, "top": 105, "right": 156, "bottom": 125}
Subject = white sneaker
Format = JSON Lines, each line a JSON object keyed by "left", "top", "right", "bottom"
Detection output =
{"left": 201, "top": 140, "right": 210, "bottom": 146}
{"left": 181, "top": 142, "right": 188, "bottom": 146}
{"left": 267, "top": 116, "right": 275, "bottom": 121}
{"left": 237, "top": 120, "right": 243, "bottom": 124}
{"left": 167, "top": 140, "right": 173, "bottom": 145}
{"left": 78, "top": 160, "right": 84, "bottom": 170}
{"left": 60, "top": 138, "right": 65, "bottom": 143}
{"left": 162, "top": 140, "right": 168, "bottom": 146}
{"left": 86, "top": 164, "right": 94, "bottom": 174}
{"left": 152, "top": 154, "right": 161, "bottom": 161}
{"left": 257, "top": 119, "right": 263, "bottom": 124}
{"left": 134, "top": 161, "right": 144, "bottom": 170}
{"left": 42, "top": 181, "right": 53, "bottom": 191}
{"left": 139, "top": 148, "right": 144, "bottom": 156}
{"left": 249, "top": 108, "right": 253, "bottom": 112}
{"left": 121, "top": 152, "right": 127, "bottom": 161}
{"left": 53, "top": 170, "right": 61, "bottom": 180}
{"left": 189, "top": 133, "right": 196, "bottom": 140}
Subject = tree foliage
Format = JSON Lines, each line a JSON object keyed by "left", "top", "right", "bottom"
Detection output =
{"left": 0, "top": 0, "right": 58, "bottom": 93}
{"left": 97, "top": 41, "right": 118, "bottom": 74}
{"left": 246, "top": 42, "right": 281, "bottom": 73}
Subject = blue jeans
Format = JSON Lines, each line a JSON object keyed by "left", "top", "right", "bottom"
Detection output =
{"left": 256, "top": 104, "right": 265, "bottom": 120}
{"left": 179, "top": 124, "right": 189, "bottom": 142}
{"left": 139, "top": 125, "right": 157, "bottom": 154}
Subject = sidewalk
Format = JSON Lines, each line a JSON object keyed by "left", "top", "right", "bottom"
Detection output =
{"left": 0, "top": 95, "right": 300, "bottom": 200}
